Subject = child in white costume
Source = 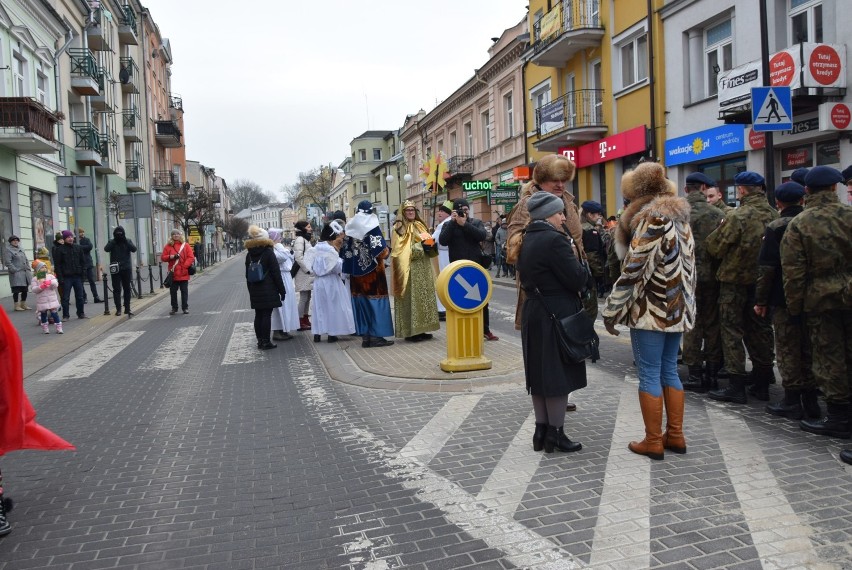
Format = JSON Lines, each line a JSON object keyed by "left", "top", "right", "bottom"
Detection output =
{"left": 307, "top": 220, "right": 355, "bottom": 343}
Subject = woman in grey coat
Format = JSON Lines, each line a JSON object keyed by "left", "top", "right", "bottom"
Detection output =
{"left": 3, "top": 236, "right": 31, "bottom": 311}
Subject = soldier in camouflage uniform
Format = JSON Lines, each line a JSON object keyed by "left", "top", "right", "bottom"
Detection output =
{"left": 754, "top": 182, "right": 819, "bottom": 418}
{"left": 706, "top": 171, "right": 778, "bottom": 405}
{"left": 581, "top": 200, "right": 607, "bottom": 314}
{"left": 705, "top": 185, "right": 732, "bottom": 215}
{"left": 781, "top": 166, "right": 852, "bottom": 441}
{"left": 681, "top": 173, "right": 724, "bottom": 393}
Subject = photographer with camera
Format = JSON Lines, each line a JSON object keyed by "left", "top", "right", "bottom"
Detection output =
{"left": 104, "top": 226, "right": 137, "bottom": 317}
{"left": 439, "top": 198, "right": 499, "bottom": 341}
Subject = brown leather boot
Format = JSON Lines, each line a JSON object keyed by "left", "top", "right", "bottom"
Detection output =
{"left": 629, "top": 391, "right": 664, "bottom": 460}
{"left": 661, "top": 386, "right": 686, "bottom": 454}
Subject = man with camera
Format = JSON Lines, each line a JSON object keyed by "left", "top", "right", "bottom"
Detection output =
{"left": 439, "top": 198, "right": 499, "bottom": 341}
{"left": 104, "top": 226, "right": 137, "bottom": 317}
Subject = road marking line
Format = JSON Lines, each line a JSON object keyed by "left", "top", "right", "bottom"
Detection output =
{"left": 40, "top": 332, "right": 145, "bottom": 381}
{"left": 139, "top": 326, "right": 206, "bottom": 370}
{"left": 398, "top": 394, "right": 482, "bottom": 465}
{"left": 475, "top": 413, "right": 540, "bottom": 515}
{"left": 708, "top": 408, "right": 823, "bottom": 568}
{"left": 590, "top": 385, "right": 651, "bottom": 569}
{"left": 221, "top": 322, "right": 264, "bottom": 365}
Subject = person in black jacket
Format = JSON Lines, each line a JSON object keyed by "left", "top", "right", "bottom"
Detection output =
{"left": 53, "top": 230, "right": 88, "bottom": 319}
{"left": 77, "top": 227, "right": 101, "bottom": 304}
{"left": 517, "top": 192, "right": 588, "bottom": 454}
{"left": 104, "top": 226, "right": 137, "bottom": 317}
{"left": 439, "top": 198, "right": 498, "bottom": 341}
{"left": 245, "top": 225, "right": 286, "bottom": 350}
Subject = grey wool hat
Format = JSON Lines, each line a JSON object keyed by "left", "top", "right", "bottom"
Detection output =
{"left": 528, "top": 192, "right": 564, "bottom": 221}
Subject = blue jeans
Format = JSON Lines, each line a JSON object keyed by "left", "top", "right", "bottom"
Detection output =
{"left": 630, "top": 329, "right": 683, "bottom": 397}
{"left": 60, "top": 275, "right": 85, "bottom": 317}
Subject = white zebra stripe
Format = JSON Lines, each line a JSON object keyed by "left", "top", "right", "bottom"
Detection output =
{"left": 40, "top": 332, "right": 145, "bottom": 381}
{"left": 221, "top": 322, "right": 265, "bottom": 365}
{"left": 139, "top": 326, "right": 206, "bottom": 370}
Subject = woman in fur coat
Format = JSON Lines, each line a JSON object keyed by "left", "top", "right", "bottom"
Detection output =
{"left": 602, "top": 162, "right": 696, "bottom": 461}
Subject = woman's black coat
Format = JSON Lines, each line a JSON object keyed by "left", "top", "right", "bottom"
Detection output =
{"left": 244, "top": 238, "right": 285, "bottom": 310}
{"left": 516, "top": 221, "right": 589, "bottom": 397}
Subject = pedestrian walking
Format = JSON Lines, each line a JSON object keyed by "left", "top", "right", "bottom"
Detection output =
{"left": 3, "top": 235, "right": 30, "bottom": 311}
{"left": 244, "top": 225, "right": 286, "bottom": 350}
{"left": 29, "top": 261, "right": 62, "bottom": 334}
{"left": 431, "top": 201, "right": 453, "bottom": 321}
{"left": 603, "top": 162, "right": 696, "bottom": 460}
{"left": 391, "top": 200, "right": 439, "bottom": 342}
{"left": 292, "top": 221, "right": 315, "bottom": 332}
{"left": 681, "top": 172, "right": 725, "bottom": 393}
{"left": 494, "top": 219, "right": 508, "bottom": 278}
{"left": 308, "top": 221, "right": 355, "bottom": 343}
{"left": 76, "top": 227, "right": 101, "bottom": 304}
{"left": 161, "top": 230, "right": 195, "bottom": 316}
{"left": 706, "top": 171, "right": 778, "bottom": 405}
{"left": 342, "top": 201, "right": 394, "bottom": 347}
{"left": 517, "top": 192, "right": 588, "bottom": 453}
{"left": 268, "top": 228, "right": 298, "bottom": 341}
{"left": 755, "top": 182, "right": 820, "bottom": 420}
{"left": 53, "top": 230, "right": 88, "bottom": 319}
{"left": 104, "top": 226, "right": 137, "bottom": 317}
{"left": 781, "top": 166, "right": 852, "bottom": 440}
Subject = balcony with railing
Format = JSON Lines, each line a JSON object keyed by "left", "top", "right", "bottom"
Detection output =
{"left": 68, "top": 48, "right": 99, "bottom": 95}
{"left": 446, "top": 155, "right": 474, "bottom": 180}
{"left": 71, "top": 122, "right": 101, "bottom": 166}
{"left": 86, "top": 8, "right": 110, "bottom": 51}
{"left": 531, "top": 0, "right": 604, "bottom": 67}
{"left": 155, "top": 120, "right": 182, "bottom": 148}
{"left": 534, "top": 89, "right": 607, "bottom": 151}
{"left": 118, "top": 4, "right": 139, "bottom": 45}
{"left": 90, "top": 67, "right": 109, "bottom": 111}
{"left": 152, "top": 170, "right": 180, "bottom": 193}
{"left": 122, "top": 107, "right": 141, "bottom": 142}
{"left": 0, "top": 97, "right": 61, "bottom": 154}
{"left": 126, "top": 160, "right": 144, "bottom": 192}
{"left": 96, "top": 133, "right": 118, "bottom": 174}
{"left": 119, "top": 56, "right": 139, "bottom": 94}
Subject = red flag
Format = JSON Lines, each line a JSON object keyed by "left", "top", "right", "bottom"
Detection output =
{"left": 0, "top": 307, "right": 75, "bottom": 456}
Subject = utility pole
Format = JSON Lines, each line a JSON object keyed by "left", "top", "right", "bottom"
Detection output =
{"left": 759, "top": 0, "right": 776, "bottom": 204}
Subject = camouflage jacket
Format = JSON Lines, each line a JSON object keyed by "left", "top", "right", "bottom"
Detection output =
{"left": 705, "top": 192, "right": 778, "bottom": 284}
{"left": 686, "top": 191, "right": 724, "bottom": 283}
{"left": 713, "top": 201, "right": 733, "bottom": 215}
{"left": 755, "top": 205, "right": 802, "bottom": 307}
{"left": 780, "top": 191, "right": 852, "bottom": 315}
{"left": 581, "top": 221, "right": 606, "bottom": 277}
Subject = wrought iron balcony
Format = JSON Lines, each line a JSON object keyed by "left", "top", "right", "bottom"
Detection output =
{"left": 118, "top": 4, "right": 138, "bottom": 45}
{"left": 69, "top": 48, "right": 99, "bottom": 95}
{"left": 86, "top": 8, "right": 110, "bottom": 51}
{"left": 119, "top": 56, "right": 139, "bottom": 94}
{"left": 96, "top": 133, "right": 118, "bottom": 174}
{"left": 531, "top": 0, "right": 604, "bottom": 67}
{"left": 155, "top": 120, "right": 182, "bottom": 148}
{"left": 152, "top": 170, "right": 180, "bottom": 191}
{"left": 90, "top": 67, "right": 110, "bottom": 111}
{"left": 447, "top": 155, "right": 474, "bottom": 176}
{"left": 126, "top": 161, "right": 144, "bottom": 192}
{"left": 122, "top": 107, "right": 141, "bottom": 142}
{"left": 534, "top": 89, "right": 607, "bottom": 150}
{"left": 71, "top": 122, "right": 101, "bottom": 165}
{"left": 0, "top": 97, "right": 61, "bottom": 154}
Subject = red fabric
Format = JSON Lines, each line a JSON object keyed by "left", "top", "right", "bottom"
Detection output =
{"left": 161, "top": 241, "right": 195, "bottom": 282}
{"left": 0, "top": 307, "right": 75, "bottom": 456}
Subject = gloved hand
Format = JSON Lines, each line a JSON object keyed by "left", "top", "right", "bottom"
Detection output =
{"left": 40, "top": 281, "right": 49, "bottom": 290}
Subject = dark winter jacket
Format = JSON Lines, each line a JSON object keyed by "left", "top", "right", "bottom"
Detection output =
{"left": 439, "top": 216, "right": 487, "bottom": 264}
{"left": 53, "top": 242, "right": 86, "bottom": 278}
{"left": 104, "top": 226, "right": 137, "bottom": 271}
{"left": 756, "top": 205, "right": 803, "bottom": 308}
{"left": 78, "top": 236, "right": 95, "bottom": 268}
{"left": 517, "top": 220, "right": 589, "bottom": 397}
{"left": 244, "top": 238, "right": 285, "bottom": 310}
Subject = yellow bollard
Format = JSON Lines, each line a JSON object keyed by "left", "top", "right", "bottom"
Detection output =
{"left": 436, "top": 260, "right": 493, "bottom": 372}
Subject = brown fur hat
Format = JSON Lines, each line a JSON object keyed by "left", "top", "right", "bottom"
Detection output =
{"left": 621, "top": 162, "right": 675, "bottom": 201}
{"left": 532, "top": 154, "right": 576, "bottom": 184}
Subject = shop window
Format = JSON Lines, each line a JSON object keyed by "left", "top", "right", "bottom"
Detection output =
{"left": 781, "top": 145, "right": 813, "bottom": 170}
{"left": 790, "top": 0, "right": 822, "bottom": 43}
{"left": 30, "top": 190, "right": 53, "bottom": 252}
{"left": 705, "top": 19, "right": 733, "bottom": 98}
{"left": 529, "top": 79, "right": 551, "bottom": 131}
{"left": 816, "top": 140, "right": 839, "bottom": 165}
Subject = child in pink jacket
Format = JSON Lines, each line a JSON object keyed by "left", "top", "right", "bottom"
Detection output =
{"left": 29, "top": 261, "right": 62, "bottom": 334}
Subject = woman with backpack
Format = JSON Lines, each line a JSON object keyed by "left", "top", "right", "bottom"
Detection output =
{"left": 244, "top": 225, "right": 286, "bottom": 350}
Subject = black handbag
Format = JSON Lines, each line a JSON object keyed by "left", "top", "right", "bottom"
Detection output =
{"left": 163, "top": 271, "right": 174, "bottom": 288}
{"left": 290, "top": 260, "right": 300, "bottom": 278}
{"left": 534, "top": 288, "right": 600, "bottom": 363}
{"left": 188, "top": 263, "right": 196, "bottom": 276}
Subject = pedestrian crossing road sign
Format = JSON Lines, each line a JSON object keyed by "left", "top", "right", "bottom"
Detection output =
{"left": 751, "top": 86, "right": 793, "bottom": 131}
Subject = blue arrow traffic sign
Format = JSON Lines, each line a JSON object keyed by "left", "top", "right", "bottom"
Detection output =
{"left": 752, "top": 86, "right": 793, "bottom": 131}
{"left": 446, "top": 264, "right": 490, "bottom": 312}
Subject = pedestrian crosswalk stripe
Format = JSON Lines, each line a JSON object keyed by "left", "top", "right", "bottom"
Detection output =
{"left": 590, "top": 385, "right": 652, "bottom": 568}
{"left": 40, "top": 331, "right": 145, "bottom": 381}
{"left": 708, "top": 408, "right": 822, "bottom": 567}
{"left": 221, "top": 322, "right": 265, "bottom": 365}
{"left": 397, "top": 394, "right": 482, "bottom": 465}
{"left": 139, "top": 326, "right": 206, "bottom": 370}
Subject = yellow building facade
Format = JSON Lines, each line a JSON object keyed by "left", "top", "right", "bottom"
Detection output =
{"left": 524, "top": 0, "right": 666, "bottom": 216}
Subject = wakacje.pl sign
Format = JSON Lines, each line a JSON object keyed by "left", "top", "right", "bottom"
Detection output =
{"left": 664, "top": 125, "right": 746, "bottom": 167}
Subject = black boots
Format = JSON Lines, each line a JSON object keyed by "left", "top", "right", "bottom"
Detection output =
{"left": 766, "top": 389, "right": 805, "bottom": 420}
{"left": 800, "top": 403, "right": 852, "bottom": 439}
{"left": 840, "top": 449, "right": 852, "bottom": 465}
{"left": 708, "top": 374, "right": 748, "bottom": 404}
{"left": 747, "top": 366, "right": 773, "bottom": 401}
{"left": 533, "top": 422, "right": 547, "bottom": 452}
{"left": 544, "top": 426, "right": 582, "bottom": 453}
{"left": 0, "top": 493, "right": 12, "bottom": 537}
{"left": 258, "top": 340, "right": 277, "bottom": 350}
{"left": 362, "top": 336, "right": 394, "bottom": 348}
{"left": 801, "top": 389, "right": 822, "bottom": 419}
{"left": 682, "top": 365, "right": 705, "bottom": 393}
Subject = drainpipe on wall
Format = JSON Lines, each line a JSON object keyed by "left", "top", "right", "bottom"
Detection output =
{"left": 646, "top": 0, "right": 658, "bottom": 161}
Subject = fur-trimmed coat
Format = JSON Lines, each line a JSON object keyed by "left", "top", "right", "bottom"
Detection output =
{"left": 603, "top": 191, "right": 696, "bottom": 333}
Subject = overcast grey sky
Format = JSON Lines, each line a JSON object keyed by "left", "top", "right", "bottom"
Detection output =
{"left": 142, "top": 1, "right": 526, "bottom": 199}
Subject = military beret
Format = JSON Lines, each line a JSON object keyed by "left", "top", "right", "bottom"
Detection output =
{"left": 734, "top": 171, "right": 765, "bottom": 186}
{"left": 789, "top": 168, "right": 809, "bottom": 186}
{"left": 841, "top": 165, "right": 852, "bottom": 184}
{"left": 685, "top": 172, "right": 716, "bottom": 187}
{"left": 774, "top": 182, "right": 805, "bottom": 203}
{"left": 804, "top": 165, "right": 844, "bottom": 188}
{"left": 580, "top": 200, "right": 603, "bottom": 214}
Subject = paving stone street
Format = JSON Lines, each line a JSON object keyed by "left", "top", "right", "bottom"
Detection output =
{"left": 0, "top": 256, "right": 850, "bottom": 570}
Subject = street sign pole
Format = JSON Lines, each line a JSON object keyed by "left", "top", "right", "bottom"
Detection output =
{"left": 759, "top": 0, "right": 776, "bottom": 204}
{"left": 436, "top": 260, "right": 493, "bottom": 372}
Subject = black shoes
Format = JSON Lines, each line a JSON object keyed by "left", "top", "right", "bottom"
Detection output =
{"left": 362, "top": 336, "right": 395, "bottom": 348}
{"left": 125, "top": 308, "right": 133, "bottom": 317}
{"left": 182, "top": 309, "right": 189, "bottom": 314}
{"left": 766, "top": 389, "right": 805, "bottom": 420}
{"left": 258, "top": 340, "right": 278, "bottom": 350}
{"left": 708, "top": 374, "right": 748, "bottom": 405}
{"left": 0, "top": 493, "right": 12, "bottom": 536}
{"left": 405, "top": 333, "right": 433, "bottom": 342}
{"left": 77, "top": 314, "right": 88, "bottom": 319}
{"left": 327, "top": 336, "right": 338, "bottom": 343}
{"left": 169, "top": 309, "right": 177, "bottom": 315}
{"left": 115, "top": 309, "right": 122, "bottom": 316}
{"left": 272, "top": 331, "right": 293, "bottom": 341}
{"left": 544, "top": 426, "right": 582, "bottom": 453}
{"left": 313, "top": 334, "right": 321, "bottom": 343}
{"left": 840, "top": 449, "right": 852, "bottom": 465}
{"left": 800, "top": 403, "right": 852, "bottom": 439}
{"left": 682, "top": 365, "right": 706, "bottom": 393}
